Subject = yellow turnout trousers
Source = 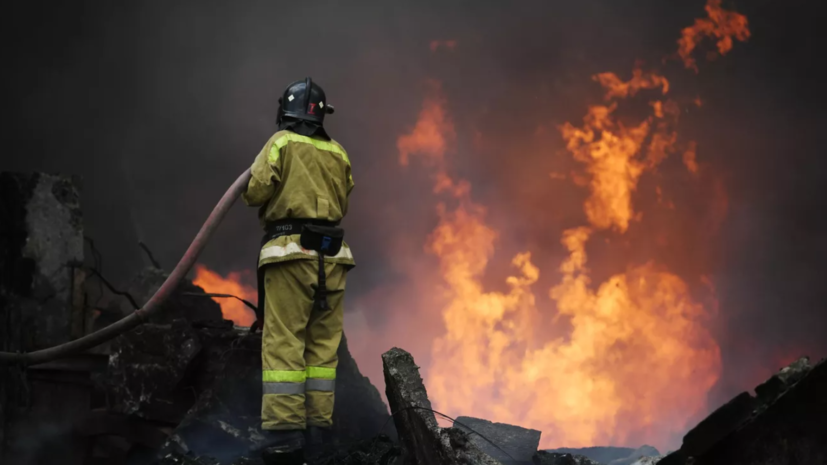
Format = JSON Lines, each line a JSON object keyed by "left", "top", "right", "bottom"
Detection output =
{"left": 261, "top": 259, "right": 346, "bottom": 430}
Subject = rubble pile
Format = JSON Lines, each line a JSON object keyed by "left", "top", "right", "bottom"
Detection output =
{"left": 107, "top": 321, "right": 394, "bottom": 463}
{"left": 544, "top": 447, "right": 660, "bottom": 465}
{"left": 107, "top": 319, "right": 204, "bottom": 423}
{"left": 532, "top": 451, "right": 601, "bottom": 465}
{"left": 659, "top": 356, "right": 827, "bottom": 465}
{"left": 2, "top": 171, "right": 827, "bottom": 465}
{"left": 545, "top": 447, "right": 660, "bottom": 465}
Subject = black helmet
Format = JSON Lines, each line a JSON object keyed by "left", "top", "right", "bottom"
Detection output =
{"left": 278, "top": 77, "right": 335, "bottom": 125}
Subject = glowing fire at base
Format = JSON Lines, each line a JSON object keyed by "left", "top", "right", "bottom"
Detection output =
{"left": 192, "top": 264, "right": 257, "bottom": 327}
{"left": 397, "top": 0, "right": 747, "bottom": 450}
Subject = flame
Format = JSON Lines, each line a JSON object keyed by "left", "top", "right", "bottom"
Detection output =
{"left": 594, "top": 68, "right": 669, "bottom": 100}
{"left": 543, "top": 228, "right": 720, "bottom": 446}
{"left": 559, "top": 69, "right": 677, "bottom": 232}
{"left": 192, "top": 264, "right": 257, "bottom": 327}
{"left": 397, "top": 81, "right": 454, "bottom": 168}
{"left": 677, "top": 0, "right": 751, "bottom": 71}
{"left": 395, "top": 2, "right": 750, "bottom": 449}
{"left": 683, "top": 141, "right": 700, "bottom": 174}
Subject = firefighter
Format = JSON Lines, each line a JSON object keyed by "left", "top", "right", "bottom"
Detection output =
{"left": 242, "top": 77, "right": 355, "bottom": 465}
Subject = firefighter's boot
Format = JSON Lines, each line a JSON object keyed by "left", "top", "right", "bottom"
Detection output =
{"left": 260, "top": 430, "right": 306, "bottom": 465}
{"left": 304, "top": 425, "right": 333, "bottom": 463}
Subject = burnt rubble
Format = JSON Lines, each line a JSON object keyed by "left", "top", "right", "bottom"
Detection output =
{"left": 107, "top": 320, "right": 204, "bottom": 423}
{"left": 382, "top": 347, "right": 501, "bottom": 465}
{"left": 545, "top": 447, "right": 660, "bottom": 465}
{"left": 1, "top": 172, "right": 88, "bottom": 464}
{"left": 0, "top": 171, "right": 395, "bottom": 464}
{"left": 2, "top": 171, "right": 827, "bottom": 465}
{"left": 454, "top": 416, "right": 540, "bottom": 465}
{"left": 659, "top": 356, "right": 827, "bottom": 465}
{"left": 532, "top": 451, "right": 601, "bottom": 465}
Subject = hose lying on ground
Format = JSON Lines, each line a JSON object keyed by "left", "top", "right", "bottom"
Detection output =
{"left": 0, "top": 169, "right": 252, "bottom": 366}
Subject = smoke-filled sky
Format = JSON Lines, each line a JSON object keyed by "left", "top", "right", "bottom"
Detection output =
{"left": 4, "top": 0, "right": 827, "bottom": 450}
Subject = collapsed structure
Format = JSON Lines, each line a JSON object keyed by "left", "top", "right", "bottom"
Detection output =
{"left": 1, "top": 172, "right": 826, "bottom": 465}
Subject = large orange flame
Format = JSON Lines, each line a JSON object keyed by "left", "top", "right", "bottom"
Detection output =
{"left": 396, "top": 3, "right": 749, "bottom": 450}
{"left": 192, "top": 264, "right": 257, "bottom": 327}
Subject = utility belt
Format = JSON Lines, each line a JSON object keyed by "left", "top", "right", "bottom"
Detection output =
{"left": 252, "top": 218, "right": 344, "bottom": 332}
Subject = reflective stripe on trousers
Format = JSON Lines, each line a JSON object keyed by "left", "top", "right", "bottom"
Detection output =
{"left": 263, "top": 367, "right": 335, "bottom": 394}
{"left": 263, "top": 370, "right": 307, "bottom": 395}
{"left": 306, "top": 366, "right": 335, "bottom": 392}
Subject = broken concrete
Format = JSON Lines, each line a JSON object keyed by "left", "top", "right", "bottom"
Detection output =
{"left": 607, "top": 446, "right": 661, "bottom": 465}
{"left": 161, "top": 327, "right": 266, "bottom": 462}
{"left": 0, "top": 172, "right": 87, "bottom": 464}
{"left": 628, "top": 457, "right": 661, "bottom": 465}
{"left": 660, "top": 356, "right": 827, "bottom": 465}
{"left": 106, "top": 319, "right": 203, "bottom": 423}
{"left": 532, "top": 451, "right": 601, "bottom": 465}
{"left": 547, "top": 447, "right": 634, "bottom": 465}
{"left": 382, "top": 347, "right": 501, "bottom": 465}
{"left": 155, "top": 327, "right": 393, "bottom": 462}
{"left": 0, "top": 172, "right": 85, "bottom": 350}
{"left": 544, "top": 446, "right": 661, "bottom": 465}
{"left": 455, "top": 416, "right": 540, "bottom": 465}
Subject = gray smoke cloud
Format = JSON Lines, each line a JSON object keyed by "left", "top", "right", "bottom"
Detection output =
{"left": 3, "top": 0, "right": 826, "bottom": 446}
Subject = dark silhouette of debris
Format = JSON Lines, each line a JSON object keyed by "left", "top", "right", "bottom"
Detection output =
{"left": 660, "top": 356, "right": 827, "bottom": 465}
{"left": 455, "top": 416, "right": 540, "bottom": 464}
{"left": 382, "top": 347, "right": 501, "bottom": 465}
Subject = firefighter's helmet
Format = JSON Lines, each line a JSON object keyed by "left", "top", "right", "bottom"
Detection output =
{"left": 278, "top": 77, "right": 334, "bottom": 125}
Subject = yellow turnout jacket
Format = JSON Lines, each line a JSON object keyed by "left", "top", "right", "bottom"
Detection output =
{"left": 242, "top": 130, "right": 355, "bottom": 268}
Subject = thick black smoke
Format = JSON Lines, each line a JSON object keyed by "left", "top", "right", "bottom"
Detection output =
{"left": 2, "top": 0, "right": 826, "bottom": 433}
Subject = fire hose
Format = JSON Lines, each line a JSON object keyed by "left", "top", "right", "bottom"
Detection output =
{"left": 0, "top": 169, "right": 252, "bottom": 366}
